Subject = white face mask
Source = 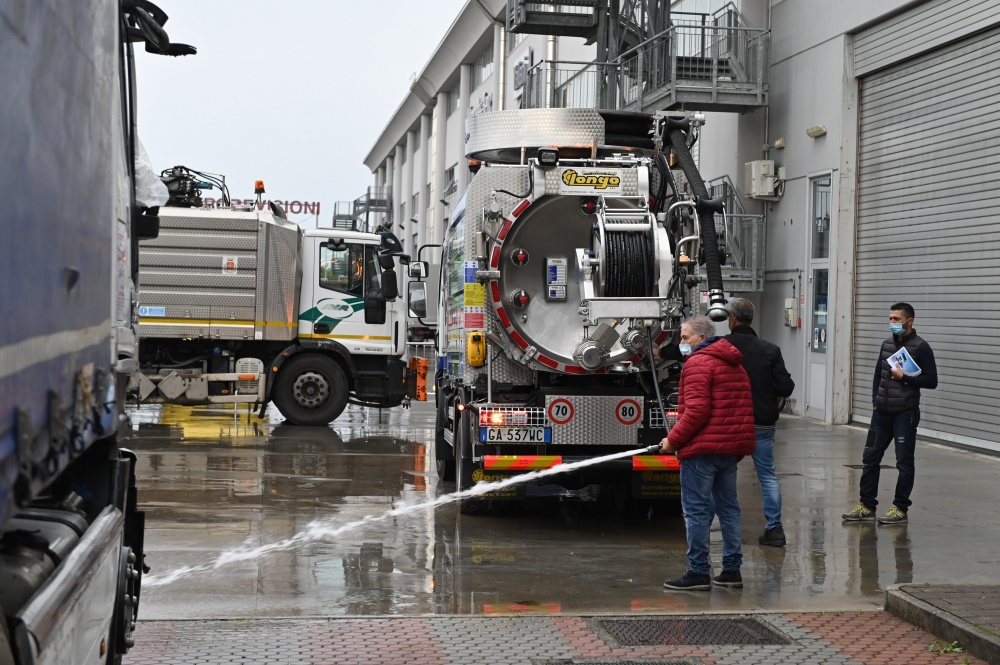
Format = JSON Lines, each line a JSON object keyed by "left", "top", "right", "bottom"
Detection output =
{"left": 679, "top": 343, "right": 693, "bottom": 356}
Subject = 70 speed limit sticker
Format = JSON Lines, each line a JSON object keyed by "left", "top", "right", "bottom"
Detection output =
{"left": 615, "top": 399, "right": 642, "bottom": 426}
{"left": 547, "top": 398, "right": 574, "bottom": 425}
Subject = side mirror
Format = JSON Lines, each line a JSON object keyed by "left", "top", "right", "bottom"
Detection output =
{"left": 381, "top": 268, "right": 399, "bottom": 300}
{"left": 377, "top": 252, "right": 396, "bottom": 270}
{"left": 379, "top": 231, "right": 403, "bottom": 254}
{"left": 407, "top": 281, "right": 427, "bottom": 318}
{"left": 408, "top": 261, "right": 428, "bottom": 279}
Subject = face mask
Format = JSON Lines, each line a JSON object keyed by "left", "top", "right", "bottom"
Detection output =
{"left": 889, "top": 322, "right": 905, "bottom": 335}
{"left": 679, "top": 343, "right": 693, "bottom": 356}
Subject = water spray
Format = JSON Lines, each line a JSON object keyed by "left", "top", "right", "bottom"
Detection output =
{"left": 143, "top": 442, "right": 675, "bottom": 587}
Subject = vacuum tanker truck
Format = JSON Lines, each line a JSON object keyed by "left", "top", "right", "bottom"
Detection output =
{"left": 408, "top": 108, "right": 730, "bottom": 514}
{"left": 0, "top": 1, "right": 193, "bottom": 661}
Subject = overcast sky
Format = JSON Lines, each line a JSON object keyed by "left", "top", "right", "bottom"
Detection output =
{"left": 136, "top": 0, "right": 466, "bottom": 225}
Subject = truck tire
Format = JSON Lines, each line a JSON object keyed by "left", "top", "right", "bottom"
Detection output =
{"left": 456, "top": 409, "right": 488, "bottom": 515}
{"left": 273, "top": 354, "right": 348, "bottom": 426}
{"left": 435, "top": 391, "right": 455, "bottom": 481}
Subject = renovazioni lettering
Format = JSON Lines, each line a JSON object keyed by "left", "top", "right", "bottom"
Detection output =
{"left": 203, "top": 198, "right": 321, "bottom": 215}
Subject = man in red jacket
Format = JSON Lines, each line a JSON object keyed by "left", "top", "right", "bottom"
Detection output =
{"left": 659, "top": 316, "right": 756, "bottom": 590}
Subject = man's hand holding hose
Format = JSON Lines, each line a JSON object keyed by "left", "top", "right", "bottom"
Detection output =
{"left": 656, "top": 438, "right": 677, "bottom": 455}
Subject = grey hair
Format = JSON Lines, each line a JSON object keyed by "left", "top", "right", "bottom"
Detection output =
{"left": 683, "top": 316, "right": 716, "bottom": 340}
{"left": 725, "top": 297, "right": 754, "bottom": 325}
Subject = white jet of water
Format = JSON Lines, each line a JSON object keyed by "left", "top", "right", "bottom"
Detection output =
{"left": 143, "top": 444, "right": 662, "bottom": 587}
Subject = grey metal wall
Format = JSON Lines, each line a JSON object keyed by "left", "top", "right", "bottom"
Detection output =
{"left": 852, "top": 25, "right": 1000, "bottom": 443}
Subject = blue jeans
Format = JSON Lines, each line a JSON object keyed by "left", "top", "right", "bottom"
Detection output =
{"left": 752, "top": 427, "right": 782, "bottom": 531}
{"left": 860, "top": 409, "right": 919, "bottom": 511}
{"left": 680, "top": 454, "right": 743, "bottom": 575}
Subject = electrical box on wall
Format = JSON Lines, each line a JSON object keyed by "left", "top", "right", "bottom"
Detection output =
{"left": 745, "top": 160, "right": 779, "bottom": 200}
{"left": 784, "top": 297, "right": 800, "bottom": 328}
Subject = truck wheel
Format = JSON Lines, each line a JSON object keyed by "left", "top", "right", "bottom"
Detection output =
{"left": 455, "top": 409, "right": 488, "bottom": 515}
{"left": 435, "top": 391, "right": 455, "bottom": 481}
{"left": 273, "top": 354, "right": 348, "bottom": 426}
{"left": 436, "top": 458, "right": 455, "bottom": 482}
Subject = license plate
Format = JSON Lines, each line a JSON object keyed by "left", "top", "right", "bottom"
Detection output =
{"left": 480, "top": 427, "right": 551, "bottom": 443}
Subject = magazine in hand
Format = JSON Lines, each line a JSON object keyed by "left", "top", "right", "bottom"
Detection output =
{"left": 886, "top": 347, "right": 921, "bottom": 376}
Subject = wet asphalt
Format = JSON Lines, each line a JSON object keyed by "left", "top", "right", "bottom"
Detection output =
{"left": 125, "top": 400, "right": 1000, "bottom": 621}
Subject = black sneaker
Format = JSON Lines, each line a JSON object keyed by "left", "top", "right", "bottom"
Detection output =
{"left": 713, "top": 569, "right": 743, "bottom": 588}
{"left": 663, "top": 571, "right": 711, "bottom": 591}
{"left": 759, "top": 526, "right": 786, "bottom": 547}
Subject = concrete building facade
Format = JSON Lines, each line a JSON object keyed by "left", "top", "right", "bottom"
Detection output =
{"left": 363, "top": 0, "right": 1000, "bottom": 453}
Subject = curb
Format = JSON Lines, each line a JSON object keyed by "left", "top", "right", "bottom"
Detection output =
{"left": 885, "top": 584, "right": 1000, "bottom": 665}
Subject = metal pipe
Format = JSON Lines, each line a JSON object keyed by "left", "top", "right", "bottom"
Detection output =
{"left": 498, "top": 23, "right": 507, "bottom": 111}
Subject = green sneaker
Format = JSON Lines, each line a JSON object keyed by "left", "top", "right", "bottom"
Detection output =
{"left": 842, "top": 504, "right": 874, "bottom": 521}
{"left": 877, "top": 507, "right": 908, "bottom": 524}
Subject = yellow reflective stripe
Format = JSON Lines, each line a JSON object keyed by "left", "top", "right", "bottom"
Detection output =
{"left": 299, "top": 333, "right": 393, "bottom": 341}
{"left": 483, "top": 455, "right": 562, "bottom": 471}
{"left": 139, "top": 318, "right": 296, "bottom": 327}
{"left": 632, "top": 455, "right": 681, "bottom": 471}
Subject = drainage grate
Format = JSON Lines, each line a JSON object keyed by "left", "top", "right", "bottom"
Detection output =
{"left": 590, "top": 617, "right": 792, "bottom": 646}
{"left": 844, "top": 464, "right": 894, "bottom": 469}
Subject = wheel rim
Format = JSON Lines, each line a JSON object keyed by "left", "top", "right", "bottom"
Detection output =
{"left": 291, "top": 371, "right": 329, "bottom": 408}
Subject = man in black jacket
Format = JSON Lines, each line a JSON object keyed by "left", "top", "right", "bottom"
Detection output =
{"left": 843, "top": 303, "right": 938, "bottom": 525}
{"left": 724, "top": 298, "right": 795, "bottom": 546}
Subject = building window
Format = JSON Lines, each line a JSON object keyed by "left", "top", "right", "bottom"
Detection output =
{"left": 472, "top": 44, "right": 494, "bottom": 89}
{"left": 400, "top": 148, "right": 407, "bottom": 165}
{"left": 446, "top": 85, "right": 459, "bottom": 117}
{"left": 508, "top": 31, "right": 526, "bottom": 53}
{"left": 399, "top": 202, "right": 406, "bottom": 226}
{"left": 444, "top": 165, "right": 457, "bottom": 197}
{"left": 811, "top": 177, "right": 831, "bottom": 260}
{"left": 411, "top": 193, "right": 419, "bottom": 220}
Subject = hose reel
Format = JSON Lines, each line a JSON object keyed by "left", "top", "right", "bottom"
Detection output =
{"left": 591, "top": 200, "right": 658, "bottom": 298}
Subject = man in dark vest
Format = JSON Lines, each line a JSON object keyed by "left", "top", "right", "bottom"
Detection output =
{"left": 843, "top": 302, "right": 938, "bottom": 524}
{"left": 724, "top": 298, "right": 795, "bottom": 547}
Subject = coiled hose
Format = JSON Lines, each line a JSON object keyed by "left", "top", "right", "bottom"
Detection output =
{"left": 603, "top": 230, "right": 654, "bottom": 297}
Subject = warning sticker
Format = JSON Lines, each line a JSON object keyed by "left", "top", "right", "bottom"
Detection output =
{"left": 464, "top": 260, "right": 479, "bottom": 284}
{"left": 464, "top": 308, "right": 485, "bottom": 329}
{"left": 464, "top": 283, "right": 485, "bottom": 307}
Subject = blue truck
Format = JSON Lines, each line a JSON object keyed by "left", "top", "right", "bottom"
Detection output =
{"left": 0, "top": 2, "right": 191, "bottom": 662}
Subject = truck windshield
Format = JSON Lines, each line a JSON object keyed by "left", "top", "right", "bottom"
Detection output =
{"left": 319, "top": 243, "right": 380, "bottom": 297}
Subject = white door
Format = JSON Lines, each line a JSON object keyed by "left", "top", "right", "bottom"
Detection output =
{"left": 299, "top": 238, "right": 395, "bottom": 355}
{"left": 805, "top": 176, "right": 832, "bottom": 421}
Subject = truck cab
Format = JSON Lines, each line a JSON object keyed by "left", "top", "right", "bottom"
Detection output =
{"left": 299, "top": 230, "right": 404, "bottom": 358}
{"left": 136, "top": 201, "right": 410, "bottom": 426}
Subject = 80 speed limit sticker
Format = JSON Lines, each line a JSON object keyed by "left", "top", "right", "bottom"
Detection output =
{"left": 615, "top": 399, "right": 642, "bottom": 425}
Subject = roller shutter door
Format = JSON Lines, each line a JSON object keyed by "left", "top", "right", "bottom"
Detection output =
{"left": 852, "top": 26, "right": 1000, "bottom": 445}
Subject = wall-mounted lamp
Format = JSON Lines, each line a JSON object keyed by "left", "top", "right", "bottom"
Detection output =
{"left": 805, "top": 125, "right": 828, "bottom": 138}
{"left": 409, "top": 218, "right": 418, "bottom": 225}
{"left": 439, "top": 199, "right": 449, "bottom": 206}
{"left": 763, "top": 137, "right": 786, "bottom": 151}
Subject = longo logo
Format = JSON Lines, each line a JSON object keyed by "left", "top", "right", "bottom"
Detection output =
{"left": 472, "top": 470, "right": 511, "bottom": 483}
{"left": 561, "top": 169, "right": 622, "bottom": 190}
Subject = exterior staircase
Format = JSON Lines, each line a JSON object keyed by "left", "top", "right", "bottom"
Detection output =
{"left": 521, "top": 2, "right": 768, "bottom": 114}
{"left": 709, "top": 174, "right": 765, "bottom": 293}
